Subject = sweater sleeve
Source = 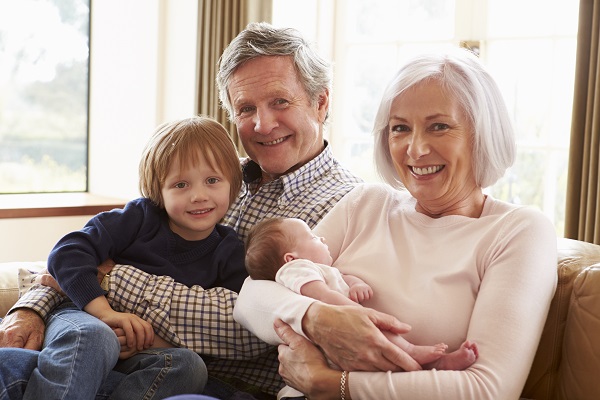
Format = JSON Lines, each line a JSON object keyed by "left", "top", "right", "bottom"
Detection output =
{"left": 233, "top": 278, "right": 317, "bottom": 344}
{"left": 47, "top": 199, "right": 147, "bottom": 309}
{"left": 348, "top": 206, "right": 557, "bottom": 400}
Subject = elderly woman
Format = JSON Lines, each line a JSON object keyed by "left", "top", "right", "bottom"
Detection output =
{"left": 233, "top": 48, "right": 557, "bottom": 399}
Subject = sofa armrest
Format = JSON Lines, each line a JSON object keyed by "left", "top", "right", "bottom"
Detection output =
{"left": 558, "top": 265, "right": 600, "bottom": 398}
{"left": 522, "top": 238, "right": 600, "bottom": 400}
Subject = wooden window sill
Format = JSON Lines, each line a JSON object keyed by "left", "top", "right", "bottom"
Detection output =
{"left": 0, "top": 193, "right": 128, "bottom": 219}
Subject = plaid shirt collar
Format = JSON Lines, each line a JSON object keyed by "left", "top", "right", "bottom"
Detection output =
{"left": 240, "top": 140, "right": 336, "bottom": 204}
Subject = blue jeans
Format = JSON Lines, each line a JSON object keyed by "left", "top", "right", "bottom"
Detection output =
{"left": 0, "top": 302, "right": 207, "bottom": 400}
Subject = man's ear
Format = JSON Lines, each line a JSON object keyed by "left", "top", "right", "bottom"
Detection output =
{"left": 316, "top": 89, "right": 330, "bottom": 122}
{"left": 284, "top": 252, "right": 297, "bottom": 263}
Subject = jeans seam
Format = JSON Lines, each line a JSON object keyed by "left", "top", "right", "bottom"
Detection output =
{"left": 0, "top": 380, "right": 30, "bottom": 400}
{"left": 141, "top": 353, "right": 172, "bottom": 400}
{"left": 49, "top": 311, "right": 82, "bottom": 400}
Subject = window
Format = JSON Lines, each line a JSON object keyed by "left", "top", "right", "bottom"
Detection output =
{"left": 272, "top": 0, "right": 578, "bottom": 235}
{"left": 0, "top": 0, "right": 90, "bottom": 194}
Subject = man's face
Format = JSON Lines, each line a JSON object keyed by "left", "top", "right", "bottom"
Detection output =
{"left": 227, "top": 56, "right": 328, "bottom": 182}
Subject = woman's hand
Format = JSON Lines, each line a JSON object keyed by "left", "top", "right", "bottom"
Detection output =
{"left": 275, "top": 319, "right": 344, "bottom": 400}
{"left": 302, "top": 303, "right": 421, "bottom": 372}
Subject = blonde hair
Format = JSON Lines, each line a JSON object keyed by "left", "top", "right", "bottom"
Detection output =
{"left": 139, "top": 116, "right": 242, "bottom": 208}
{"left": 245, "top": 217, "right": 296, "bottom": 281}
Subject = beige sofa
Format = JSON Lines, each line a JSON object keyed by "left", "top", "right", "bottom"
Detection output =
{"left": 1, "top": 238, "right": 599, "bottom": 399}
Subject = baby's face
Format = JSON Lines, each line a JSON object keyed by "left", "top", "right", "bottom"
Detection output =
{"left": 283, "top": 218, "right": 333, "bottom": 265}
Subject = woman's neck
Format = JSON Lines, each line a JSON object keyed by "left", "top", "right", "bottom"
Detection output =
{"left": 415, "top": 190, "right": 487, "bottom": 219}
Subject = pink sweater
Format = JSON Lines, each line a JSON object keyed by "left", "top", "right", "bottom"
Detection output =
{"left": 234, "top": 183, "right": 557, "bottom": 399}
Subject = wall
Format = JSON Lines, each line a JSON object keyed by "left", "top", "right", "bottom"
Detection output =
{"left": 0, "top": 216, "right": 92, "bottom": 262}
{"left": 89, "top": 0, "right": 199, "bottom": 200}
{"left": 0, "top": 0, "right": 199, "bottom": 262}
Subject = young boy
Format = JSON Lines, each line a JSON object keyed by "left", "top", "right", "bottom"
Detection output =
{"left": 245, "top": 217, "right": 479, "bottom": 373}
{"left": 47, "top": 116, "right": 246, "bottom": 370}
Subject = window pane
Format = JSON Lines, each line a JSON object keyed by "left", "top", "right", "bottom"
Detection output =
{"left": 484, "top": 5, "right": 578, "bottom": 230}
{"left": 272, "top": 0, "right": 578, "bottom": 235}
{"left": 0, "top": 0, "right": 90, "bottom": 193}
{"left": 342, "top": 0, "right": 455, "bottom": 41}
{"left": 487, "top": 0, "right": 579, "bottom": 37}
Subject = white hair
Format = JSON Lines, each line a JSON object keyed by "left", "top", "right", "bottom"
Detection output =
{"left": 373, "top": 48, "right": 516, "bottom": 189}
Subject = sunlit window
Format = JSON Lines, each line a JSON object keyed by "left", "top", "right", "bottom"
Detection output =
{"left": 272, "top": 0, "right": 578, "bottom": 235}
{"left": 0, "top": 0, "right": 90, "bottom": 194}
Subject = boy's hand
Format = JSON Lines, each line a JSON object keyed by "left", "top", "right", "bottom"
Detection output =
{"left": 114, "top": 327, "right": 174, "bottom": 359}
{"left": 348, "top": 282, "right": 373, "bottom": 303}
{"left": 98, "top": 310, "right": 154, "bottom": 351}
{"left": 113, "top": 328, "right": 141, "bottom": 359}
{"left": 84, "top": 296, "right": 154, "bottom": 351}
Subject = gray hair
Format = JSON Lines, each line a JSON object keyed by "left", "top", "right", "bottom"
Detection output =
{"left": 216, "top": 22, "right": 332, "bottom": 121}
{"left": 373, "top": 48, "right": 516, "bottom": 189}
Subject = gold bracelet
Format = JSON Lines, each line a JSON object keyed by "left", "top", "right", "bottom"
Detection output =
{"left": 340, "top": 370, "right": 347, "bottom": 400}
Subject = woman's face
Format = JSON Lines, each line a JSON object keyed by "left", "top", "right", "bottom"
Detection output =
{"left": 387, "top": 79, "right": 482, "bottom": 217}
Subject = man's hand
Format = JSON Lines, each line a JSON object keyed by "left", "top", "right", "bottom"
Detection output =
{"left": 0, "top": 309, "right": 45, "bottom": 350}
{"left": 302, "top": 303, "right": 421, "bottom": 372}
{"left": 33, "top": 269, "right": 64, "bottom": 295}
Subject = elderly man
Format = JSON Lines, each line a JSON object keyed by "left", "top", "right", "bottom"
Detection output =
{"left": 0, "top": 22, "right": 361, "bottom": 400}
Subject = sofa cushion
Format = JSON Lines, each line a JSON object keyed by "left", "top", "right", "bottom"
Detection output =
{"left": 0, "top": 261, "right": 45, "bottom": 317}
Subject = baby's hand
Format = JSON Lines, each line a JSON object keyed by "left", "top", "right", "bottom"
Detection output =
{"left": 348, "top": 282, "right": 373, "bottom": 303}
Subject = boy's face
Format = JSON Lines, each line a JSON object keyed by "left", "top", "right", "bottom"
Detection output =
{"left": 161, "top": 152, "right": 231, "bottom": 241}
{"left": 282, "top": 218, "right": 333, "bottom": 265}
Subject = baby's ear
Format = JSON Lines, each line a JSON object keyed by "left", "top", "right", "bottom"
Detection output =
{"left": 284, "top": 252, "right": 296, "bottom": 263}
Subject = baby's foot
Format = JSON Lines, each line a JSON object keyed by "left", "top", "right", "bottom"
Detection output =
{"left": 407, "top": 342, "right": 448, "bottom": 365}
{"left": 426, "top": 340, "right": 478, "bottom": 371}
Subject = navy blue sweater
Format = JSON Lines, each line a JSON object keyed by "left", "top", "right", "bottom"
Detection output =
{"left": 47, "top": 198, "right": 247, "bottom": 310}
